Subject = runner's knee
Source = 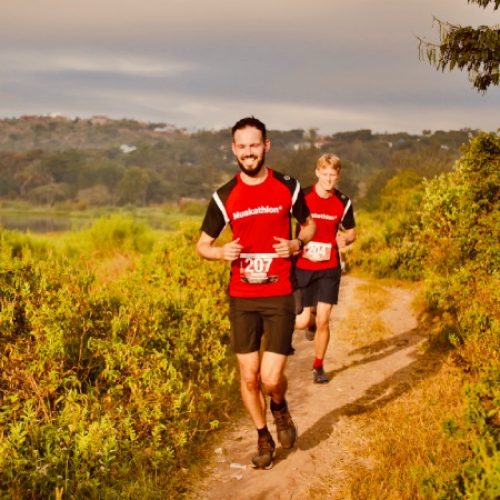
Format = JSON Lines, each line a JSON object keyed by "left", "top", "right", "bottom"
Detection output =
{"left": 295, "top": 316, "right": 309, "bottom": 330}
{"left": 241, "top": 373, "right": 261, "bottom": 393}
{"left": 316, "top": 316, "right": 330, "bottom": 330}
{"left": 261, "top": 381, "right": 278, "bottom": 396}
{"left": 295, "top": 307, "right": 311, "bottom": 330}
{"left": 261, "top": 376, "right": 286, "bottom": 396}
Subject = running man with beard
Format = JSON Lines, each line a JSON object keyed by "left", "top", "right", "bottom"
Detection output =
{"left": 196, "top": 117, "right": 316, "bottom": 469}
{"left": 294, "top": 153, "right": 356, "bottom": 384}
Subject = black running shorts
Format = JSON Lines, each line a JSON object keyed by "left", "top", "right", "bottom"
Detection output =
{"left": 294, "top": 267, "right": 342, "bottom": 307}
{"left": 229, "top": 295, "right": 295, "bottom": 355}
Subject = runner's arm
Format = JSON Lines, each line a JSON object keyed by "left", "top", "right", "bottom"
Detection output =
{"left": 196, "top": 231, "right": 242, "bottom": 261}
{"left": 295, "top": 215, "right": 316, "bottom": 251}
{"left": 275, "top": 215, "right": 316, "bottom": 256}
{"left": 336, "top": 228, "right": 356, "bottom": 249}
{"left": 291, "top": 182, "right": 315, "bottom": 252}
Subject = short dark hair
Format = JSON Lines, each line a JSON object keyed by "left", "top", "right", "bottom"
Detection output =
{"left": 231, "top": 116, "right": 267, "bottom": 140}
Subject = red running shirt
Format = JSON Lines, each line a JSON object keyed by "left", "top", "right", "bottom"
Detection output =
{"left": 201, "top": 169, "right": 310, "bottom": 298}
{"left": 295, "top": 184, "right": 355, "bottom": 271}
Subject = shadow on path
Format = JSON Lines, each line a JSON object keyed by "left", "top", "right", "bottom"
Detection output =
{"left": 325, "top": 329, "right": 424, "bottom": 379}
{"left": 298, "top": 326, "right": 446, "bottom": 452}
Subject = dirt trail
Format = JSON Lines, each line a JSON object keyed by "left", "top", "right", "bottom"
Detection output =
{"left": 187, "top": 276, "right": 425, "bottom": 499}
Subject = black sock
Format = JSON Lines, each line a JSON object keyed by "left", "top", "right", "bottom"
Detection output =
{"left": 270, "top": 399, "right": 286, "bottom": 412}
{"left": 257, "top": 426, "right": 271, "bottom": 438}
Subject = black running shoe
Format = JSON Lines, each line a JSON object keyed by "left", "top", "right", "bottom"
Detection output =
{"left": 271, "top": 401, "right": 297, "bottom": 449}
{"left": 251, "top": 434, "right": 276, "bottom": 469}
{"left": 313, "top": 366, "right": 329, "bottom": 384}
{"left": 305, "top": 325, "right": 316, "bottom": 341}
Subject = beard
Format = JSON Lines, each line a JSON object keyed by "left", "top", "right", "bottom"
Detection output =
{"left": 237, "top": 153, "right": 266, "bottom": 177}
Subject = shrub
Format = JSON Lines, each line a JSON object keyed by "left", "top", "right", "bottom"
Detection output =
{"left": 417, "top": 133, "right": 499, "bottom": 499}
{"left": 347, "top": 132, "right": 499, "bottom": 499}
{"left": 0, "top": 223, "right": 236, "bottom": 497}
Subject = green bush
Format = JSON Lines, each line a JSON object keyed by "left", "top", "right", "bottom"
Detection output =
{"left": 417, "top": 133, "right": 499, "bottom": 499}
{"left": 0, "top": 222, "right": 235, "bottom": 498}
{"left": 419, "top": 133, "right": 499, "bottom": 346}
{"left": 85, "top": 214, "right": 156, "bottom": 255}
{"left": 348, "top": 132, "right": 499, "bottom": 499}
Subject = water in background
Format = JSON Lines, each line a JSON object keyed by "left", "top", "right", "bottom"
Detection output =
{"left": 0, "top": 213, "right": 91, "bottom": 233}
{"left": 0, "top": 212, "right": 176, "bottom": 233}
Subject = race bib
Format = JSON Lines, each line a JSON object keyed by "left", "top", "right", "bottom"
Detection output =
{"left": 303, "top": 241, "right": 332, "bottom": 262}
{"left": 239, "top": 253, "right": 279, "bottom": 284}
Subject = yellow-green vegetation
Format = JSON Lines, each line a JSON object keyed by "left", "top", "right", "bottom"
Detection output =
{"left": 339, "top": 360, "right": 466, "bottom": 500}
{"left": 346, "top": 132, "right": 499, "bottom": 498}
{"left": 348, "top": 169, "right": 426, "bottom": 280}
{"left": 0, "top": 130, "right": 497, "bottom": 498}
{"left": 0, "top": 216, "right": 237, "bottom": 498}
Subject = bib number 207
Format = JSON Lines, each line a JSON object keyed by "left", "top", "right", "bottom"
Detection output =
{"left": 242, "top": 256, "right": 272, "bottom": 274}
{"left": 239, "top": 253, "right": 278, "bottom": 284}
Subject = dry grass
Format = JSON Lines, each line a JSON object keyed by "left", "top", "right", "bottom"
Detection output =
{"left": 336, "top": 282, "right": 391, "bottom": 348}
{"left": 319, "top": 279, "right": 467, "bottom": 500}
{"left": 332, "top": 362, "right": 466, "bottom": 500}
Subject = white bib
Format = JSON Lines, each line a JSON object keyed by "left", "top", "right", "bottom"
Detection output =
{"left": 303, "top": 241, "right": 332, "bottom": 262}
{"left": 239, "top": 253, "right": 279, "bottom": 284}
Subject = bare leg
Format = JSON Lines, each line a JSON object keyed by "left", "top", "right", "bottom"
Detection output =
{"left": 314, "top": 301, "right": 334, "bottom": 360}
{"left": 236, "top": 351, "right": 266, "bottom": 428}
{"left": 259, "top": 351, "right": 289, "bottom": 403}
{"left": 295, "top": 306, "right": 312, "bottom": 331}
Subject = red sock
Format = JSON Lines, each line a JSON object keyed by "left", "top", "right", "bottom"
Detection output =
{"left": 313, "top": 358, "right": 323, "bottom": 369}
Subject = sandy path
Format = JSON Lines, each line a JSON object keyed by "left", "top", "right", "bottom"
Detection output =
{"left": 187, "top": 276, "right": 425, "bottom": 499}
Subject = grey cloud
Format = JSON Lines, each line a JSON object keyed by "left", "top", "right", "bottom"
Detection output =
{"left": 1, "top": 0, "right": 499, "bottom": 133}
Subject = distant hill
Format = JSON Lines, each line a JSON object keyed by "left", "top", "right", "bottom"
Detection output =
{"left": 0, "top": 115, "right": 476, "bottom": 208}
{"left": 0, "top": 115, "right": 187, "bottom": 151}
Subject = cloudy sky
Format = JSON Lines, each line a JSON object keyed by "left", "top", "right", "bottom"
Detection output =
{"left": 1, "top": 0, "right": 499, "bottom": 134}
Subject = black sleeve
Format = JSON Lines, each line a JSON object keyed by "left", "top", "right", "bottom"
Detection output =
{"left": 200, "top": 196, "right": 227, "bottom": 238}
{"left": 292, "top": 183, "right": 311, "bottom": 225}
{"left": 271, "top": 171, "right": 311, "bottom": 225}
{"left": 341, "top": 201, "right": 355, "bottom": 230}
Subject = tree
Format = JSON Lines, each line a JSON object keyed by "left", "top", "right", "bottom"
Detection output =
{"left": 418, "top": 0, "right": 500, "bottom": 91}
{"left": 117, "top": 167, "right": 151, "bottom": 205}
{"left": 27, "top": 182, "right": 70, "bottom": 206}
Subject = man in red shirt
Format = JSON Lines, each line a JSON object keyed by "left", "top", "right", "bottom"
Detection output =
{"left": 294, "top": 153, "right": 356, "bottom": 383}
{"left": 196, "top": 117, "right": 316, "bottom": 469}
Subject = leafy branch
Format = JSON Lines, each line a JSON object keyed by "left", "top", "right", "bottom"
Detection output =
{"left": 418, "top": 0, "right": 500, "bottom": 91}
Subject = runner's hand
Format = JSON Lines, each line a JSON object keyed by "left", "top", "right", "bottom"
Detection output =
{"left": 336, "top": 233, "right": 348, "bottom": 248}
{"left": 222, "top": 237, "right": 243, "bottom": 261}
{"left": 272, "top": 236, "right": 293, "bottom": 257}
